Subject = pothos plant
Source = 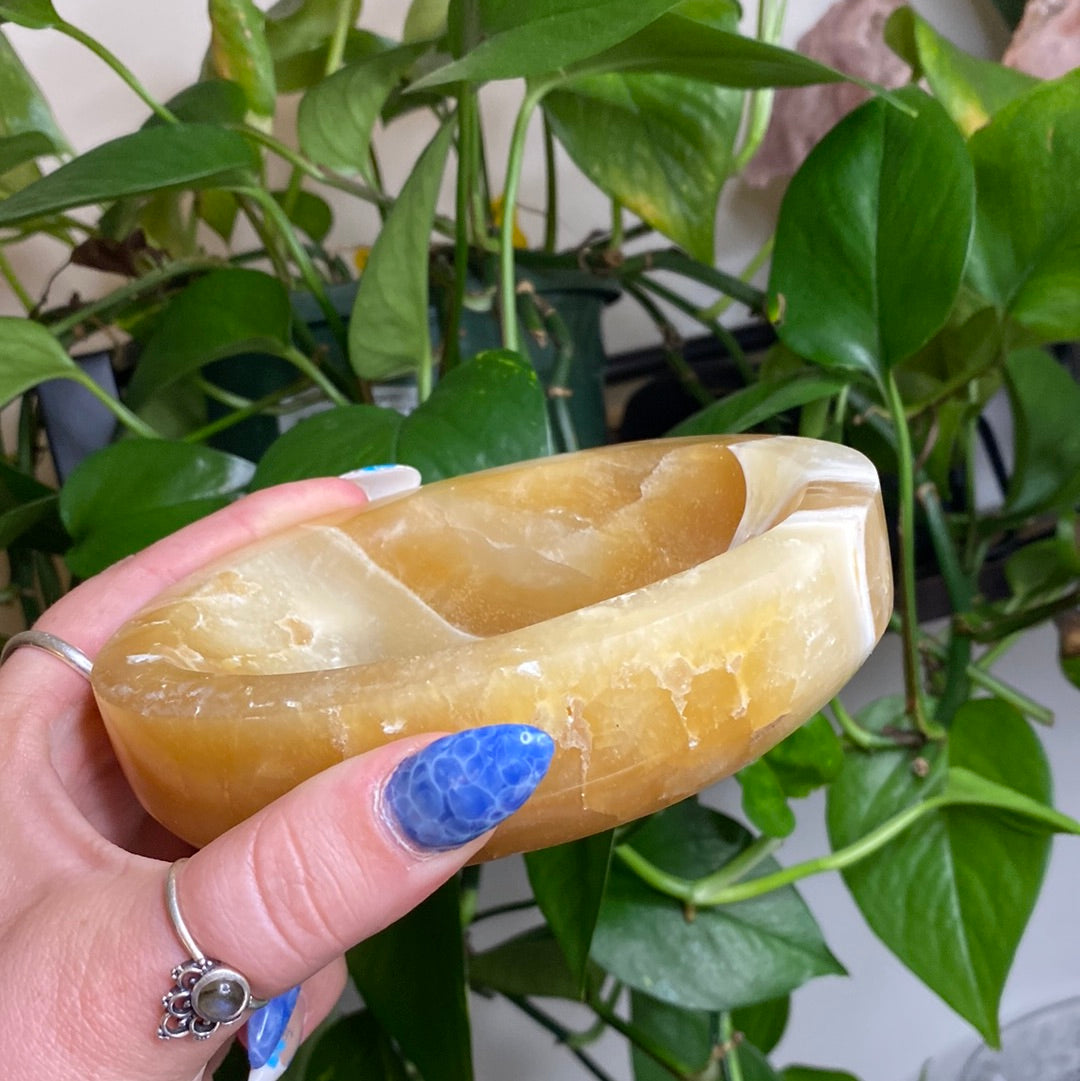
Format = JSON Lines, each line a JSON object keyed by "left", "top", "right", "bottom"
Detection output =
{"left": 1, "top": 1, "right": 1079, "bottom": 1079}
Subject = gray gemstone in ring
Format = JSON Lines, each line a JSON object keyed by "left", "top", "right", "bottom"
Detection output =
{"left": 190, "top": 968, "right": 250, "bottom": 1024}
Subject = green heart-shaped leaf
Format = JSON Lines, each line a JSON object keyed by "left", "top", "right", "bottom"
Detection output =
{"left": 469, "top": 926, "right": 605, "bottom": 1000}
{"left": 593, "top": 801, "right": 843, "bottom": 1010}
{"left": 670, "top": 370, "right": 848, "bottom": 437}
{"left": 154, "top": 79, "right": 250, "bottom": 127}
{"left": 302, "top": 1011, "right": 410, "bottom": 1081}
{"left": 0, "top": 459, "right": 63, "bottom": 551}
{"left": 299, "top": 44, "right": 425, "bottom": 179}
{"left": 208, "top": 0, "right": 276, "bottom": 118}
{"left": 0, "top": 317, "right": 83, "bottom": 407}
{"left": 250, "top": 403, "right": 403, "bottom": 488}
{"left": 125, "top": 269, "right": 294, "bottom": 408}
{"left": 59, "top": 440, "right": 254, "bottom": 577}
{"left": 560, "top": 13, "right": 846, "bottom": 88}
{"left": 1000, "top": 347, "right": 1080, "bottom": 522}
{"left": 348, "top": 878, "right": 472, "bottom": 1081}
{"left": 885, "top": 7, "right": 1037, "bottom": 135}
{"left": 396, "top": 349, "right": 552, "bottom": 480}
{"left": 770, "top": 89, "right": 974, "bottom": 381}
{"left": 0, "top": 28, "right": 66, "bottom": 145}
{"left": 403, "top": 0, "right": 449, "bottom": 42}
{"left": 412, "top": 0, "right": 684, "bottom": 87}
{"left": 544, "top": 72, "right": 740, "bottom": 260}
{"left": 348, "top": 118, "right": 454, "bottom": 381}
{"left": 965, "top": 71, "right": 1080, "bottom": 342}
{"left": 0, "top": 124, "right": 258, "bottom": 227}
{"left": 737, "top": 714, "right": 844, "bottom": 838}
{"left": 252, "top": 350, "right": 551, "bottom": 488}
{"left": 525, "top": 831, "right": 613, "bottom": 995}
{"left": 0, "top": 129, "right": 55, "bottom": 176}
{"left": 629, "top": 992, "right": 716, "bottom": 1081}
{"left": 826, "top": 697, "right": 1056, "bottom": 1044}
{"left": 0, "top": 0, "right": 60, "bottom": 29}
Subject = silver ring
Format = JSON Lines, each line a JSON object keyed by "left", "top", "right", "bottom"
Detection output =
{"left": 0, "top": 630, "right": 93, "bottom": 679}
{"left": 158, "top": 859, "right": 267, "bottom": 1041}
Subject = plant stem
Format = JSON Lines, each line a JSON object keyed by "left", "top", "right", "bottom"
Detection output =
{"left": 917, "top": 480, "right": 974, "bottom": 725}
{"left": 525, "top": 288, "right": 580, "bottom": 451}
{"left": 955, "top": 586, "right": 1080, "bottom": 643}
{"left": 883, "top": 370, "right": 942, "bottom": 739}
{"left": 616, "top": 795, "right": 951, "bottom": 907}
{"left": 618, "top": 249, "right": 766, "bottom": 315}
{"left": 697, "top": 236, "right": 774, "bottom": 323}
{"left": 621, "top": 280, "right": 713, "bottom": 409}
{"left": 632, "top": 275, "right": 754, "bottom": 385}
{"left": 732, "top": 0, "right": 787, "bottom": 173}
{"left": 59, "top": 20, "right": 179, "bottom": 125}
{"left": 916, "top": 631, "right": 1054, "bottom": 725}
{"left": 48, "top": 256, "right": 221, "bottom": 340}
{"left": 499, "top": 85, "right": 548, "bottom": 353}
{"left": 470, "top": 898, "right": 538, "bottom": 923}
{"left": 235, "top": 186, "right": 349, "bottom": 361}
{"left": 688, "top": 837, "right": 783, "bottom": 906}
{"left": 238, "top": 125, "right": 393, "bottom": 215}
{"left": 237, "top": 193, "right": 294, "bottom": 284}
{"left": 282, "top": 345, "right": 349, "bottom": 407}
{"left": 542, "top": 113, "right": 558, "bottom": 253}
{"left": 324, "top": 0, "right": 358, "bottom": 76}
{"left": 447, "top": 83, "right": 480, "bottom": 372}
{"left": 0, "top": 248, "right": 34, "bottom": 312}
{"left": 503, "top": 996, "right": 623, "bottom": 1081}
{"left": 720, "top": 1013, "right": 744, "bottom": 1081}
{"left": 976, "top": 633, "right": 1020, "bottom": 670}
{"left": 589, "top": 996, "right": 696, "bottom": 1080}
{"left": 182, "top": 378, "right": 309, "bottom": 444}
{"left": 830, "top": 697, "right": 900, "bottom": 751}
{"left": 70, "top": 369, "right": 161, "bottom": 439}
{"left": 610, "top": 199, "right": 624, "bottom": 250}
{"left": 16, "top": 392, "right": 37, "bottom": 473}
{"left": 195, "top": 376, "right": 256, "bottom": 411}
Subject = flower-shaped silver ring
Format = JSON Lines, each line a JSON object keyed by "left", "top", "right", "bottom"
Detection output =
{"left": 158, "top": 859, "right": 268, "bottom": 1041}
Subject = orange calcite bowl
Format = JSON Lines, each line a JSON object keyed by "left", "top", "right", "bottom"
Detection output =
{"left": 91, "top": 436, "right": 892, "bottom": 859}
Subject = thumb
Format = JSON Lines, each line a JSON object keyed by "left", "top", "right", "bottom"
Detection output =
{"left": 90, "top": 724, "right": 553, "bottom": 1080}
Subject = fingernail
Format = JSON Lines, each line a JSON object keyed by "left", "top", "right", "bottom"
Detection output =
{"left": 247, "top": 986, "right": 302, "bottom": 1080}
{"left": 338, "top": 463, "right": 421, "bottom": 500}
{"left": 385, "top": 725, "right": 555, "bottom": 850}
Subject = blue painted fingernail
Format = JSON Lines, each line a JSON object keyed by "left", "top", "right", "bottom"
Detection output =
{"left": 247, "top": 986, "right": 301, "bottom": 1077}
{"left": 385, "top": 725, "right": 555, "bottom": 850}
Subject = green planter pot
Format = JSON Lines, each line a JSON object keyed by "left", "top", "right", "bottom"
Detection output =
{"left": 444, "top": 268, "right": 621, "bottom": 451}
{"left": 203, "top": 270, "right": 619, "bottom": 463}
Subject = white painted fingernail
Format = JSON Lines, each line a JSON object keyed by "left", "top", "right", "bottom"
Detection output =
{"left": 338, "top": 464, "right": 421, "bottom": 500}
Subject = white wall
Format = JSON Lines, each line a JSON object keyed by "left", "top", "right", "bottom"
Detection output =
{"left": 1, "top": 1, "right": 1008, "bottom": 351}
{"left": 7, "top": 5, "right": 1077, "bottom": 1080}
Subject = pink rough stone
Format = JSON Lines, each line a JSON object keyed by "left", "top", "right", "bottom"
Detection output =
{"left": 1004, "top": 0, "right": 1080, "bottom": 79}
{"left": 744, "top": 0, "right": 911, "bottom": 189}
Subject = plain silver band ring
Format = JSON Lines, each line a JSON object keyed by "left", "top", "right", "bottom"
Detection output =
{"left": 159, "top": 859, "right": 267, "bottom": 1041}
{"left": 0, "top": 630, "right": 93, "bottom": 679}
{"left": 167, "top": 858, "right": 210, "bottom": 962}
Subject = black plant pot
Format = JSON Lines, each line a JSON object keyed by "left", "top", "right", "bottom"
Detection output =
{"left": 37, "top": 351, "right": 122, "bottom": 483}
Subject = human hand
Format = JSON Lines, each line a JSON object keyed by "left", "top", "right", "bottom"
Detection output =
{"left": 0, "top": 472, "right": 554, "bottom": 1081}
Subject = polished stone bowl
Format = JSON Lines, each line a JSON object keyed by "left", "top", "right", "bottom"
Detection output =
{"left": 92, "top": 435, "right": 892, "bottom": 859}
